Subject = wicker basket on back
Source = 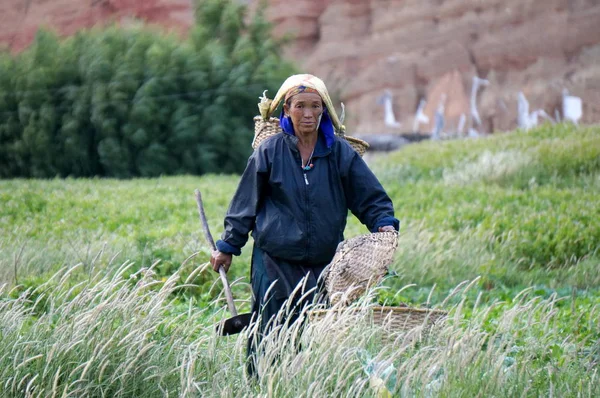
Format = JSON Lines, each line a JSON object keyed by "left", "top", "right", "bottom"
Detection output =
{"left": 310, "top": 231, "right": 448, "bottom": 335}
{"left": 252, "top": 115, "right": 369, "bottom": 156}
{"left": 253, "top": 75, "right": 369, "bottom": 156}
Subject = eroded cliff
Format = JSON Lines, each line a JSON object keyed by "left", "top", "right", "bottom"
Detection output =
{"left": 0, "top": 0, "right": 193, "bottom": 52}
{"left": 258, "top": 0, "right": 600, "bottom": 134}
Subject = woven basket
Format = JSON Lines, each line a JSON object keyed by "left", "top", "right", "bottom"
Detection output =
{"left": 343, "top": 135, "right": 370, "bottom": 157}
{"left": 252, "top": 116, "right": 282, "bottom": 149}
{"left": 322, "top": 231, "right": 399, "bottom": 306}
{"left": 252, "top": 115, "right": 370, "bottom": 157}
{"left": 308, "top": 306, "right": 448, "bottom": 334}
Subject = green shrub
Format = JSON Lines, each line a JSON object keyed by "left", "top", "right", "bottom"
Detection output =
{"left": 0, "top": 0, "right": 295, "bottom": 178}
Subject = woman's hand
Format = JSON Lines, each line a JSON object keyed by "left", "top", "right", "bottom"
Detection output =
{"left": 210, "top": 250, "right": 232, "bottom": 273}
{"left": 378, "top": 225, "right": 396, "bottom": 232}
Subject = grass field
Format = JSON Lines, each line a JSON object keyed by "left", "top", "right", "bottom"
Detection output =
{"left": 1, "top": 124, "right": 599, "bottom": 396}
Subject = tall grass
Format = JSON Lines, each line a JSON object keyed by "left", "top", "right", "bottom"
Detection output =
{"left": 1, "top": 265, "right": 598, "bottom": 397}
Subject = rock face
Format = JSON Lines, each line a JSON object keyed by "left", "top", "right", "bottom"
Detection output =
{"left": 258, "top": 0, "right": 600, "bottom": 134}
{"left": 0, "top": 0, "right": 193, "bottom": 52}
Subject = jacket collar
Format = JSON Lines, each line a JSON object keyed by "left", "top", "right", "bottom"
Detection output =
{"left": 283, "top": 130, "right": 332, "bottom": 158}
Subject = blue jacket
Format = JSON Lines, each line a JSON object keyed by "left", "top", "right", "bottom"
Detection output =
{"left": 217, "top": 131, "right": 399, "bottom": 265}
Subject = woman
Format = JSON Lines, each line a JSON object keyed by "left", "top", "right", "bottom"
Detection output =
{"left": 210, "top": 74, "right": 399, "bottom": 372}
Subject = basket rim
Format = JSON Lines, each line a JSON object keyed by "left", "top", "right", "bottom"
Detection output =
{"left": 254, "top": 115, "right": 280, "bottom": 121}
{"left": 308, "top": 306, "right": 448, "bottom": 316}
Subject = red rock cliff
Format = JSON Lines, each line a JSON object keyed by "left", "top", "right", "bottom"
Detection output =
{"left": 256, "top": 0, "right": 600, "bottom": 134}
{"left": 0, "top": 0, "right": 194, "bottom": 52}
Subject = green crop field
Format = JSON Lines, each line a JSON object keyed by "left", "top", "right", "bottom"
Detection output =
{"left": 1, "top": 124, "right": 599, "bottom": 397}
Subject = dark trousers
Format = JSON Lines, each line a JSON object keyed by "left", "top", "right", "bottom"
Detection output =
{"left": 246, "top": 246, "right": 327, "bottom": 376}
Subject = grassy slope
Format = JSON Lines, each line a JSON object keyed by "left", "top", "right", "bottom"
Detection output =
{"left": 0, "top": 124, "right": 599, "bottom": 396}
{"left": 371, "top": 124, "right": 600, "bottom": 304}
{"left": 1, "top": 124, "right": 598, "bottom": 302}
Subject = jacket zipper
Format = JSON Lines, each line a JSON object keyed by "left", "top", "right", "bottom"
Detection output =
{"left": 304, "top": 169, "right": 311, "bottom": 260}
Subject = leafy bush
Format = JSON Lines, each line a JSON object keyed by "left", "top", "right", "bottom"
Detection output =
{"left": 0, "top": 0, "right": 296, "bottom": 178}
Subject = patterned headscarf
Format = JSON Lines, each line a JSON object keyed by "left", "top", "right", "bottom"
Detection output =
{"left": 268, "top": 74, "right": 345, "bottom": 135}
{"left": 284, "top": 85, "right": 321, "bottom": 104}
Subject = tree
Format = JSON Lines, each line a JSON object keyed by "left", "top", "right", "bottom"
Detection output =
{"left": 0, "top": 0, "right": 296, "bottom": 178}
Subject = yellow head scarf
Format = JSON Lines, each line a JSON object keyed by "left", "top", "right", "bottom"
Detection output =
{"left": 263, "top": 74, "right": 345, "bottom": 134}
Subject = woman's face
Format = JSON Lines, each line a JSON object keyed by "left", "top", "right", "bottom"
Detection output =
{"left": 284, "top": 92, "right": 323, "bottom": 136}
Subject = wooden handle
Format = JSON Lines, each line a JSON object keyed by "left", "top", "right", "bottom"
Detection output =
{"left": 219, "top": 268, "right": 238, "bottom": 317}
{"left": 194, "top": 189, "right": 238, "bottom": 317}
{"left": 194, "top": 189, "right": 216, "bottom": 251}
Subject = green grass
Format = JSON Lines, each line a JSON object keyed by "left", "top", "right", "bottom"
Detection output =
{"left": 0, "top": 123, "right": 599, "bottom": 396}
{"left": 0, "top": 176, "right": 244, "bottom": 305}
